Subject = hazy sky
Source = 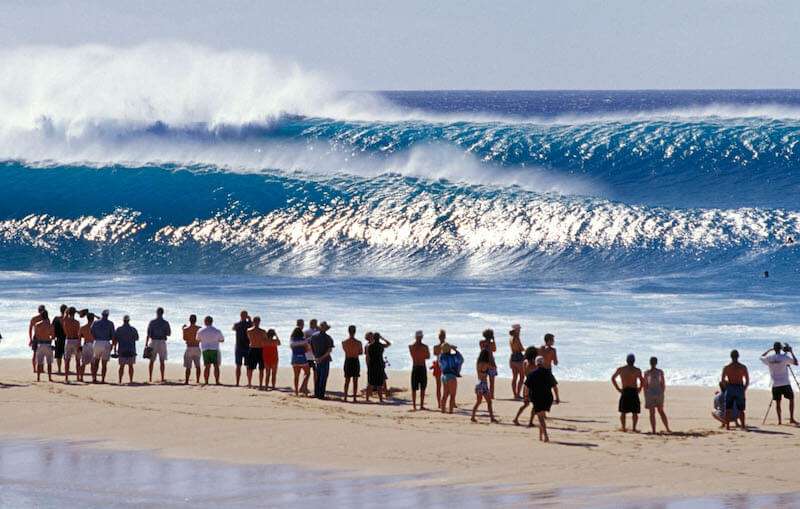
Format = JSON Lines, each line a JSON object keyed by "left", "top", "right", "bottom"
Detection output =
{"left": 2, "top": 0, "right": 799, "bottom": 90}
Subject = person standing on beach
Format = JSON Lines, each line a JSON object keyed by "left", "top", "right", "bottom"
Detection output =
{"left": 91, "top": 310, "right": 115, "bottom": 384}
{"left": 78, "top": 312, "right": 95, "bottom": 382}
{"left": 304, "top": 319, "right": 320, "bottom": 389}
{"left": 513, "top": 346, "right": 540, "bottom": 426}
{"left": 62, "top": 307, "right": 81, "bottom": 383}
{"left": 112, "top": 315, "right": 138, "bottom": 385}
{"left": 611, "top": 354, "right": 644, "bottom": 432}
{"left": 721, "top": 350, "right": 749, "bottom": 430}
{"left": 525, "top": 356, "right": 558, "bottom": 442}
{"left": 540, "top": 333, "right": 560, "bottom": 404}
{"left": 232, "top": 310, "right": 252, "bottom": 387}
{"left": 146, "top": 307, "right": 171, "bottom": 383}
{"left": 471, "top": 349, "right": 498, "bottom": 423}
{"left": 409, "top": 330, "right": 431, "bottom": 411}
{"left": 366, "top": 332, "right": 391, "bottom": 403}
{"left": 431, "top": 329, "right": 446, "bottom": 409}
{"left": 263, "top": 328, "right": 280, "bottom": 390}
{"left": 311, "top": 321, "right": 335, "bottom": 399}
{"left": 341, "top": 325, "right": 363, "bottom": 402}
{"left": 439, "top": 343, "right": 463, "bottom": 414}
{"left": 246, "top": 316, "right": 267, "bottom": 389}
{"left": 479, "top": 329, "right": 498, "bottom": 399}
{"left": 643, "top": 357, "right": 671, "bottom": 434}
{"left": 509, "top": 324, "right": 525, "bottom": 400}
{"left": 182, "top": 315, "right": 201, "bottom": 385}
{"left": 198, "top": 316, "right": 224, "bottom": 385}
{"left": 32, "top": 310, "right": 54, "bottom": 382}
{"left": 760, "top": 342, "right": 798, "bottom": 425}
{"left": 51, "top": 304, "right": 67, "bottom": 374}
{"left": 290, "top": 319, "right": 310, "bottom": 396}
{"left": 28, "top": 305, "right": 46, "bottom": 373}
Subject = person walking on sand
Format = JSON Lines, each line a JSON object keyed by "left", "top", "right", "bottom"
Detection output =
{"left": 409, "top": 330, "right": 431, "bottom": 411}
{"left": 366, "top": 332, "right": 391, "bottom": 403}
{"left": 29, "top": 305, "right": 46, "bottom": 373}
{"left": 146, "top": 307, "right": 171, "bottom": 384}
{"left": 290, "top": 319, "right": 310, "bottom": 396}
{"left": 263, "top": 328, "right": 280, "bottom": 390}
{"left": 643, "top": 357, "right": 672, "bottom": 434}
{"left": 431, "top": 329, "right": 446, "bottom": 409}
{"left": 479, "top": 329, "right": 497, "bottom": 399}
{"left": 509, "top": 324, "right": 525, "bottom": 399}
{"left": 439, "top": 343, "right": 463, "bottom": 414}
{"left": 112, "top": 315, "right": 138, "bottom": 385}
{"left": 311, "top": 321, "right": 335, "bottom": 399}
{"left": 471, "top": 349, "right": 498, "bottom": 423}
{"left": 342, "top": 325, "right": 363, "bottom": 402}
{"left": 246, "top": 316, "right": 268, "bottom": 389}
{"left": 78, "top": 312, "right": 95, "bottom": 382}
{"left": 540, "top": 333, "right": 560, "bottom": 404}
{"left": 182, "top": 315, "right": 201, "bottom": 385}
{"left": 232, "top": 310, "right": 252, "bottom": 387}
{"left": 91, "top": 310, "right": 115, "bottom": 384}
{"left": 513, "top": 345, "right": 540, "bottom": 426}
{"left": 52, "top": 304, "right": 67, "bottom": 374}
{"left": 198, "top": 316, "right": 224, "bottom": 385}
{"left": 32, "top": 310, "right": 55, "bottom": 382}
{"left": 760, "top": 342, "right": 798, "bottom": 425}
{"left": 611, "top": 354, "right": 644, "bottom": 432}
{"left": 62, "top": 307, "right": 81, "bottom": 383}
{"left": 721, "top": 349, "right": 749, "bottom": 430}
{"left": 525, "top": 356, "right": 558, "bottom": 442}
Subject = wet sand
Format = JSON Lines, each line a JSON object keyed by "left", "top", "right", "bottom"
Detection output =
{"left": 1, "top": 359, "right": 798, "bottom": 504}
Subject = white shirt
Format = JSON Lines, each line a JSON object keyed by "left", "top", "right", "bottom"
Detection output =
{"left": 197, "top": 326, "right": 224, "bottom": 351}
{"left": 761, "top": 353, "right": 794, "bottom": 387}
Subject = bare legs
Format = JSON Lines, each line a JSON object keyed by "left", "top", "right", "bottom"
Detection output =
{"left": 118, "top": 364, "right": 134, "bottom": 384}
{"left": 440, "top": 378, "right": 457, "bottom": 413}
{"left": 293, "top": 365, "right": 310, "bottom": 396}
{"left": 510, "top": 362, "right": 523, "bottom": 399}
{"left": 648, "top": 406, "right": 672, "bottom": 434}
{"left": 536, "top": 412, "right": 549, "bottom": 442}
{"left": 620, "top": 412, "right": 639, "bottom": 432}
{"left": 471, "top": 394, "right": 497, "bottom": 423}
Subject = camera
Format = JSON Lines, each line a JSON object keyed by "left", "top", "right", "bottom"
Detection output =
{"left": 783, "top": 343, "right": 792, "bottom": 353}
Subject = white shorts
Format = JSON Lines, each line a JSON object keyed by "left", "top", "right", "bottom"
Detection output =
{"left": 149, "top": 339, "right": 168, "bottom": 361}
{"left": 34, "top": 344, "right": 54, "bottom": 366}
{"left": 64, "top": 339, "right": 81, "bottom": 361}
{"left": 81, "top": 343, "right": 95, "bottom": 365}
{"left": 93, "top": 340, "right": 111, "bottom": 361}
{"left": 184, "top": 346, "right": 201, "bottom": 369}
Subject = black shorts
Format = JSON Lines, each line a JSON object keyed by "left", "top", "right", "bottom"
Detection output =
{"left": 411, "top": 365, "right": 427, "bottom": 391}
{"left": 247, "top": 348, "right": 264, "bottom": 370}
{"left": 533, "top": 393, "right": 554, "bottom": 413}
{"left": 235, "top": 347, "right": 249, "bottom": 367}
{"left": 773, "top": 385, "right": 794, "bottom": 401}
{"left": 54, "top": 337, "right": 66, "bottom": 359}
{"left": 344, "top": 357, "right": 360, "bottom": 378}
{"left": 619, "top": 387, "right": 641, "bottom": 414}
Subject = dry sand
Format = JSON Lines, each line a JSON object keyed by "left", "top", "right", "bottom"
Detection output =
{"left": 1, "top": 358, "right": 798, "bottom": 502}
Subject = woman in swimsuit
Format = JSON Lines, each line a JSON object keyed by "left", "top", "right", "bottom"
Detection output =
{"left": 471, "top": 349, "right": 498, "bottom": 423}
{"left": 431, "top": 329, "right": 446, "bottom": 409}
{"left": 479, "top": 329, "right": 497, "bottom": 399}
{"left": 509, "top": 325, "right": 525, "bottom": 399}
{"left": 290, "top": 325, "right": 310, "bottom": 396}
{"left": 439, "top": 343, "right": 463, "bottom": 414}
{"left": 262, "top": 328, "right": 281, "bottom": 391}
{"left": 513, "top": 346, "right": 539, "bottom": 426}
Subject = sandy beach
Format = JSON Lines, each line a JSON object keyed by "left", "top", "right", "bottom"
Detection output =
{"left": 1, "top": 358, "right": 797, "bottom": 504}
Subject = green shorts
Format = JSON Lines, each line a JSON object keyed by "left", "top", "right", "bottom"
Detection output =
{"left": 202, "top": 350, "right": 219, "bottom": 366}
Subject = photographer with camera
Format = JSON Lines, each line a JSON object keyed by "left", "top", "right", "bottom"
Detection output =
{"left": 760, "top": 342, "right": 799, "bottom": 425}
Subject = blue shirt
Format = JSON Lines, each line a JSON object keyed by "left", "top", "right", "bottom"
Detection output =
{"left": 91, "top": 318, "right": 115, "bottom": 342}
{"left": 114, "top": 324, "right": 138, "bottom": 357}
{"left": 147, "top": 317, "right": 171, "bottom": 340}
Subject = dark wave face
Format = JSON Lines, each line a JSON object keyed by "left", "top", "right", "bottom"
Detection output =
{"left": 1, "top": 82, "right": 799, "bottom": 289}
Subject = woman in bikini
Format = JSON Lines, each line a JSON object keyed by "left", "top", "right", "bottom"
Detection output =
{"left": 479, "top": 329, "right": 497, "bottom": 399}
{"left": 509, "top": 324, "right": 525, "bottom": 399}
{"left": 471, "top": 349, "right": 498, "bottom": 423}
{"left": 290, "top": 323, "right": 310, "bottom": 396}
{"left": 262, "top": 328, "right": 281, "bottom": 390}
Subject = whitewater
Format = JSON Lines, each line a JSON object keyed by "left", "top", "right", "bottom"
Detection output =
{"left": 1, "top": 43, "right": 799, "bottom": 387}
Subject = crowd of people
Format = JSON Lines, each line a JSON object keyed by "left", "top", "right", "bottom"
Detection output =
{"left": 24, "top": 304, "right": 800, "bottom": 441}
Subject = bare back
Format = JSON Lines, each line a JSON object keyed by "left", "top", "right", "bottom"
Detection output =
{"left": 723, "top": 362, "right": 749, "bottom": 385}
{"left": 183, "top": 324, "right": 200, "bottom": 347}
{"left": 342, "top": 338, "right": 363, "bottom": 358}
{"left": 615, "top": 365, "right": 642, "bottom": 389}
{"left": 63, "top": 316, "right": 80, "bottom": 338}
{"left": 409, "top": 343, "right": 430, "bottom": 366}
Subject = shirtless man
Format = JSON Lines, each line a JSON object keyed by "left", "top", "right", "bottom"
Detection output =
{"left": 246, "top": 316, "right": 268, "bottom": 389}
{"left": 62, "top": 307, "right": 82, "bottom": 383}
{"left": 78, "top": 313, "right": 95, "bottom": 382}
{"left": 721, "top": 349, "right": 750, "bottom": 430}
{"left": 32, "top": 311, "right": 55, "bottom": 382}
{"left": 28, "top": 305, "right": 46, "bottom": 373}
{"left": 611, "top": 354, "right": 644, "bottom": 432}
{"left": 409, "top": 330, "right": 431, "bottom": 411}
{"left": 432, "top": 329, "right": 446, "bottom": 409}
{"left": 341, "top": 325, "right": 363, "bottom": 403}
{"left": 182, "top": 315, "right": 202, "bottom": 385}
{"left": 540, "top": 333, "right": 561, "bottom": 404}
